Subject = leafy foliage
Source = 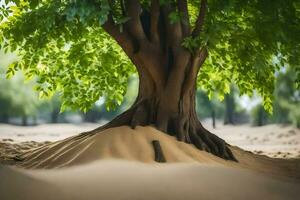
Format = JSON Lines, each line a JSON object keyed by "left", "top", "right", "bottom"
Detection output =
{"left": 196, "top": 0, "right": 300, "bottom": 113}
{"left": 0, "top": 0, "right": 299, "bottom": 113}
{"left": 0, "top": 0, "right": 134, "bottom": 111}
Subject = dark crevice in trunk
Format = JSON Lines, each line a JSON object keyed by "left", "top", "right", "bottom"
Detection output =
{"left": 132, "top": 37, "right": 140, "bottom": 54}
{"left": 140, "top": 10, "right": 151, "bottom": 41}
{"left": 166, "top": 47, "right": 174, "bottom": 76}
{"left": 158, "top": 9, "right": 167, "bottom": 50}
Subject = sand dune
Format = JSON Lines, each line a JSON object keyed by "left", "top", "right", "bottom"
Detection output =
{"left": 1, "top": 125, "right": 300, "bottom": 200}
{"left": 1, "top": 160, "right": 300, "bottom": 200}
{"left": 7, "top": 126, "right": 297, "bottom": 180}
{"left": 1, "top": 122, "right": 299, "bottom": 158}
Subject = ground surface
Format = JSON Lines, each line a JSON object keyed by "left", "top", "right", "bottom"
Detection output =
{"left": 0, "top": 122, "right": 300, "bottom": 200}
{"left": 1, "top": 121, "right": 299, "bottom": 160}
{"left": 1, "top": 160, "right": 300, "bottom": 200}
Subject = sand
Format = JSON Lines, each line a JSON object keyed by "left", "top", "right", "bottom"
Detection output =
{"left": 1, "top": 125, "right": 300, "bottom": 200}
{"left": 209, "top": 122, "right": 300, "bottom": 158}
{"left": 1, "top": 121, "right": 299, "bottom": 158}
{"left": 1, "top": 160, "right": 300, "bottom": 200}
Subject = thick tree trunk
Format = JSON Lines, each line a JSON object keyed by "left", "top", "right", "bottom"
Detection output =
{"left": 88, "top": 50, "right": 236, "bottom": 161}
{"left": 92, "top": 0, "right": 236, "bottom": 161}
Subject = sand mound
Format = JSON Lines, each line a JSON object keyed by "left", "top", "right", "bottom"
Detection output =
{"left": 1, "top": 160, "right": 300, "bottom": 200}
{"left": 13, "top": 126, "right": 300, "bottom": 179}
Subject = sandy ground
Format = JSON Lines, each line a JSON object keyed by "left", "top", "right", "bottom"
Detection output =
{"left": 1, "top": 121, "right": 299, "bottom": 159}
{"left": 1, "top": 161, "right": 300, "bottom": 200}
{"left": 0, "top": 123, "right": 300, "bottom": 200}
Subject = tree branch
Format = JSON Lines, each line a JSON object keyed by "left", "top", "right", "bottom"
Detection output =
{"left": 124, "top": 0, "right": 146, "bottom": 41}
{"left": 150, "top": 0, "right": 160, "bottom": 43}
{"left": 102, "top": 2, "right": 165, "bottom": 90}
{"left": 102, "top": 15, "right": 134, "bottom": 53}
{"left": 177, "top": 0, "right": 190, "bottom": 37}
{"left": 162, "top": 3, "right": 182, "bottom": 48}
{"left": 182, "top": 47, "right": 208, "bottom": 95}
{"left": 192, "top": 0, "right": 207, "bottom": 37}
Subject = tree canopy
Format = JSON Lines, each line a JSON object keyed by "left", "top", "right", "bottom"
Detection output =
{"left": 0, "top": 0, "right": 299, "bottom": 112}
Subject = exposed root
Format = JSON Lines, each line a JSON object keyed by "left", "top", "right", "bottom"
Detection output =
{"left": 189, "top": 128, "right": 237, "bottom": 161}
{"left": 152, "top": 140, "right": 166, "bottom": 163}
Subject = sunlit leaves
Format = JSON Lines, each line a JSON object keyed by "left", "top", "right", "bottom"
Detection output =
{"left": 0, "top": 0, "right": 135, "bottom": 112}
{"left": 5, "top": 61, "right": 17, "bottom": 79}
{"left": 194, "top": 0, "right": 300, "bottom": 113}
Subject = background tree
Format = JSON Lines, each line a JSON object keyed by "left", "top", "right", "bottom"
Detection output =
{"left": 196, "top": 90, "right": 224, "bottom": 128}
{"left": 1, "top": 0, "right": 299, "bottom": 160}
{"left": 273, "top": 67, "right": 300, "bottom": 127}
{"left": 223, "top": 85, "right": 236, "bottom": 125}
{"left": 0, "top": 66, "right": 41, "bottom": 125}
{"left": 0, "top": 50, "right": 42, "bottom": 125}
{"left": 250, "top": 67, "right": 300, "bottom": 127}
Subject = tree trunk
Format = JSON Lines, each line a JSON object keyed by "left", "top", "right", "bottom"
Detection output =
{"left": 51, "top": 107, "right": 60, "bottom": 123}
{"left": 212, "top": 109, "right": 216, "bottom": 129}
{"left": 0, "top": 113, "right": 9, "bottom": 123}
{"left": 88, "top": 48, "right": 236, "bottom": 161}
{"left": 22, "top": 114, "right": 28, "bottom": 126}
{"left": 89, "top": 0, "right": 237, "bottom": 161}
{"left": 224, "top": 93, "right": 235, "bottom": 125}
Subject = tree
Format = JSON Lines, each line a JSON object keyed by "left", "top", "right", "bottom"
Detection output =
{"left": 224, "top": 85, "right": 236, "bottom": 125}
{"left": 1, "top": 0, "right": 299, "bottom": 161}
{"left": 0, "top": 66, "right": 41, "bottom": 125}
{"left": 0, "top": 50, "right": 41, "bottom": 125}
{"left": 273, "top": 67, "right": 300, "bottom": 127}
{"left": 250, "top": 67, "right": 300, "bottom": 127}
{"left": 195, "top": 90, "right": 224, "bottom": 128}
{"left": 251, "top": 104, "right": 268, "bottom": 126}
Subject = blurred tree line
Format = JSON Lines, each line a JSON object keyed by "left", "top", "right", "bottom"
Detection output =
{"left": 251, "top": 67, "right": 300, "bottom": 128}
{"left": 0, "top": 51, "right": 299, "bottom": 127}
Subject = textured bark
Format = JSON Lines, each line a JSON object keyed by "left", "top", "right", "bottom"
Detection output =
{"left": 88, "top": 0, "right": 237, "bottom": 161}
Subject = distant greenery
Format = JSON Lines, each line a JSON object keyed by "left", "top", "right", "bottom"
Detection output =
{"left": 251, "top": 67, "right": 300, "bottom": 127}
{"left": 273, "top": 67, "right": 300, "bottom": 127}
{"left": 0, "top": 51, "right": 40, "bottom": 123}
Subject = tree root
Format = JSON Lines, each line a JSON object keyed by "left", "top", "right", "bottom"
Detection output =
{"left": 189, "top": 129, "right": 237, "bottom": 161}
{"left": 152, "top": 140, "right": 166, "bottom": 163}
